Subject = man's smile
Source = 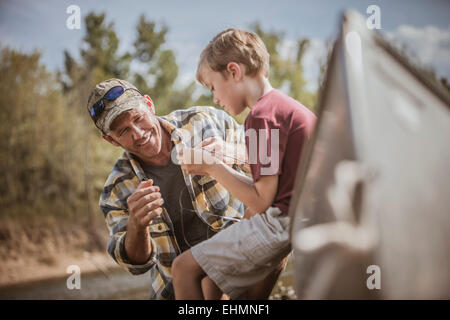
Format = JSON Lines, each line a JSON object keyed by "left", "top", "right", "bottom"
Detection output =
{"left": 137, "top": 136, "right": 150, "bottom": 147}
{"left": 137, "top": 129, "right": 154, "bottom": 147}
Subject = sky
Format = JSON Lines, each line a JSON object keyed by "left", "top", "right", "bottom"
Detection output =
{"left": 0, "top": 0, "right": 449, "bottom": 92}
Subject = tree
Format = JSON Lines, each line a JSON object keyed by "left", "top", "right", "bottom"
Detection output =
{"left": 60, "top": 12, "right": 135, "bottom": 131}
{"left": 81, "top": 12, "right": 131, "bottom": 82}
{"left": 132, "top": 15, "right": 179, "bottom": 114}
{"left": 0, "top": 46, "right": 91, "bottom": 222}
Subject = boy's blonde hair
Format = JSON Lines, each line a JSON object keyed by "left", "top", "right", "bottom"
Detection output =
{"left": 196, "top": 28, "right": 270, "bottom": 84}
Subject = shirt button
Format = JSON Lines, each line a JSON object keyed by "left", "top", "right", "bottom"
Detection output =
{"left": 158, "top": 225, "right": 162, "bottom": 231}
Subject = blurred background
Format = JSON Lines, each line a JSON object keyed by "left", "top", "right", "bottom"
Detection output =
{"left": 0, "top": 0, "right": 449, "bottom": 299}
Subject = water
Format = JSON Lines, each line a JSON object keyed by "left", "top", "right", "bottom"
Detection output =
{"left": 0, "top": 259, "right": 294, "bottom": 300}
{"left": 0, "top": 268, "right": 150, "bottom": 300}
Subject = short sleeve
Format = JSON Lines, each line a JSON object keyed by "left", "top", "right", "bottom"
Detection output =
{"left": 245, "top": 117, "right": 288, "bottom": 182}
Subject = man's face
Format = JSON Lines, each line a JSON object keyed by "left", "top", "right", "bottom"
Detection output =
{"left": 107, "top": 106, "right": 164, "bottom": 160}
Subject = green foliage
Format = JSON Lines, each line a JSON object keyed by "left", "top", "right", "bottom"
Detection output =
{"left": 81, "top": 12, "right": 131, "bottom": 81}
{"left": 134, "top": 16, "right": 168, "bottom": 63}
{"left": 132, "top": 15, "right": 177, "bottom": 112}
{"left": 0, "top": 47, "right": 109, "bottom": 225}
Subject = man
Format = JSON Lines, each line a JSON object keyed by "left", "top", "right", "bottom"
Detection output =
{"left": 87, "top": 78, "right": 246, "bottom": 299}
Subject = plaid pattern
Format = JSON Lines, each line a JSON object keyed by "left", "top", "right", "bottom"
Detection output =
{"left": 99, "top": 106, "right": 246, "bottom": 299}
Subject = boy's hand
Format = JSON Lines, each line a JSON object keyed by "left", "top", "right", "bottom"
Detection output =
{"left": 197, "top": 137, "right": 229, "bottom": 164}
{"left": 196, "top": 136, "right": 247, "bottom": 165}
{"left": 127, "top": 179, "right": 164, "bottom": 231}
{"left": 177, "top": 147, "right": 219, "bottom": 175}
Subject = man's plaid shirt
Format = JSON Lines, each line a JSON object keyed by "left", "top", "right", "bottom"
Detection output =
{"left": 99, "top": 106, "right": 246, "bottom": 299}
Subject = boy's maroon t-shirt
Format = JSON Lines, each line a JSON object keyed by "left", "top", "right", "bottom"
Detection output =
{"left": 244, "top": 89, "right": 316, "bottom": 216}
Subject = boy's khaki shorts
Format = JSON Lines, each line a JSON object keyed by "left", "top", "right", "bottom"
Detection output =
{"left": 191, "top": 207, "right": 291, "bottom": 299}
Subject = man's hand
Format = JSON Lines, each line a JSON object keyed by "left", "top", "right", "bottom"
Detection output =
{"left": 127, "top": 179, "right": 164, "bottom": 230}
{"left": 177, "top": 147, "right": 219, "bottom": 175}
{"left": 125, "top": 179, "right": 164, "bottom": 265}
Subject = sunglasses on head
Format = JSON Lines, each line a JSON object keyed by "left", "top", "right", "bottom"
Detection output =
{"left": 90, "top": 85, "right": 143, "bottom": 122}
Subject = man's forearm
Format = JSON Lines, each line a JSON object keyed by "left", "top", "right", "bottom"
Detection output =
{"left": 124, "top": 221, "right": 152, "bottom": 265}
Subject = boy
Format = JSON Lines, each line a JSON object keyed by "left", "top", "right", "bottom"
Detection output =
{"left": 172, "top": 28, "right": 316, "bottom": 299}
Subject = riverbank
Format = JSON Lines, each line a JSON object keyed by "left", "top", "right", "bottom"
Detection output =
{"left": 0, "top": 217, "right": 111, "bottom": 287}
{"left": 0, "top": 249, "right": 118, "bottom": 287}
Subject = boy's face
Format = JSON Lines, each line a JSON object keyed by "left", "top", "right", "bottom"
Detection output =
{"left": 200, "top": 66, "right": 246, "bottom": 116}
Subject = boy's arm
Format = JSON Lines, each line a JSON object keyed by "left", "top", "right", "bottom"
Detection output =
{"left": 210, "top": 161, "right": 278, "bottom": 214}
{"left": 178, "top": 148, "right": 277, "bottom": 213}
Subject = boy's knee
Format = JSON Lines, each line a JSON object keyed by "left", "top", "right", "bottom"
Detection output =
{"left": 172, "top": 250, "right": 203, "bottom": 280}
